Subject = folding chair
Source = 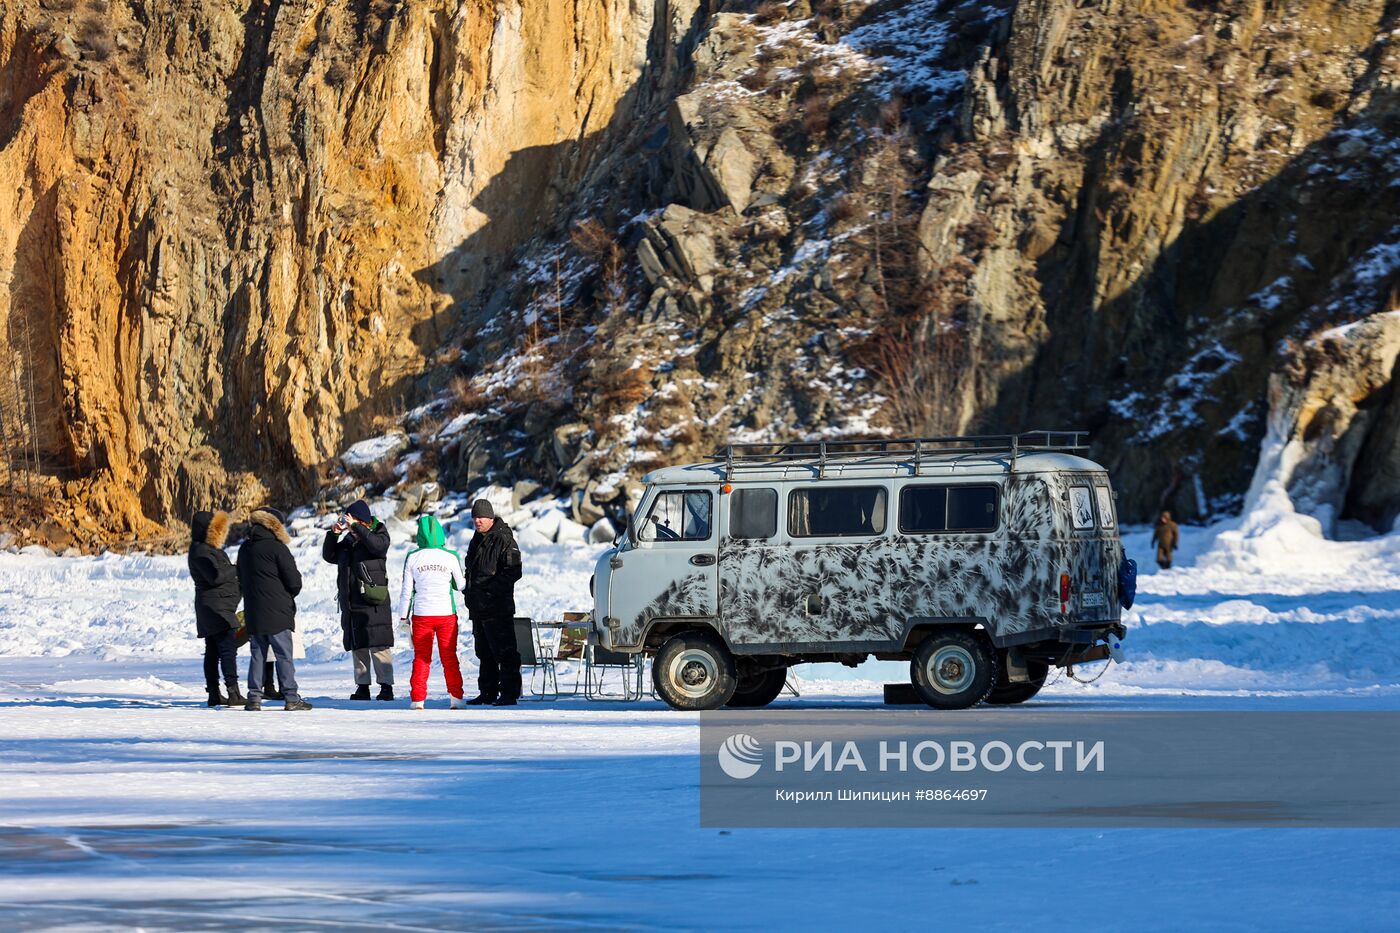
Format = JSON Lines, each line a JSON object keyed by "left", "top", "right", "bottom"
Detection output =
{"left": 546, "top": 622, "right": 590, "bottom": 697}
{"left": 514, "top": 617, "right": 558, "bottom": 699}
{"left": 583, "top": 637, "right": 645, "bottom": 701}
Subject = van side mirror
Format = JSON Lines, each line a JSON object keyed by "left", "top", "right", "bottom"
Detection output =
{"left": 612, "top": 516, "right": 628, "bottom": 546}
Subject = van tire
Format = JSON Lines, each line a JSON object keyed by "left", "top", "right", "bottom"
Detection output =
{"left": 910, "top": 631, "right": 997, "bottom": 710}
{"left": 653, "top": 631, "right": 738, "bottom": 711}
{"left": 986, "top": 658, "right": 1048, "bottom": 705}
{"left": 725, "top": 668, "right": 788, "bottom": 709}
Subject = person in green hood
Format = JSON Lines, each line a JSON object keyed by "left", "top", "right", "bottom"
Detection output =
{"left": 398, "top": 514, "right": 467, "bottom": 709}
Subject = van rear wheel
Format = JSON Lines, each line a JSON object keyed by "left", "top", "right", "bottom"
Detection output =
{"left": 910, "top": 631, "right": 997, "bottom": 710}
{"left": 725, "top": 668, "right": 788, "bottom": 709}
{"left": 653, "top": 631, "right": 738, "bottom": 711}
{"left": 986, "top": 657, "right": 1048, "bottom": 705}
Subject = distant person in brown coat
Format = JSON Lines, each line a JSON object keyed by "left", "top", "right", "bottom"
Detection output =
{"left": 1152, "top": 511, "right": 1179, "bottom": 569}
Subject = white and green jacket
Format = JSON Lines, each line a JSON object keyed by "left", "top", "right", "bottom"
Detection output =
{"left": 398, "top": 515, "right": 465, "bottom": 618}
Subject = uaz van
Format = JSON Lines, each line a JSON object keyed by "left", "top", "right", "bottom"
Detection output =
{"left": 591, "top": 433, "right": 1127, "bottom": 710}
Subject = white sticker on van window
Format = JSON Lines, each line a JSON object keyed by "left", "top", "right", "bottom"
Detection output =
{"left": 1095, "top": 486, "right": 1115, "bottom": 528}
{"left": 1069, "top": 487, "right": 1095, "bottom": 530}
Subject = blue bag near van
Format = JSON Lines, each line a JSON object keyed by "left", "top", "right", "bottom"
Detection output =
{"left": 1118, "top": 558, "right": 1137, "bottom": 610}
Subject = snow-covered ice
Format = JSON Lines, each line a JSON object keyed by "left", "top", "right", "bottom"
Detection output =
{"left": 1, "top": 505, "right": 1399, "bottom": 928}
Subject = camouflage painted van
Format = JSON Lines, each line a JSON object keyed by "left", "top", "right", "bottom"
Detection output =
{"left": 591, "top": 433, "right": 1127, "bottom": 711}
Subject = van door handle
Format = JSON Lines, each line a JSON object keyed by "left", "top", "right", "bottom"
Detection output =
{"left": 690, "top": 554, "right": 715, "bottom": 566}
{"left": 609, "top": 557, "right": 623, "bottom": 570}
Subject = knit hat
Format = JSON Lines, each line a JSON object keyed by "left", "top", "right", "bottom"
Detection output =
{"left": 471, "top": 498, "right": 496, "bottom": 520}
{"left": 257, "top": 506, "right": 287, "bottom": 524}
{"left": 347, "top": 500, "right": 373, "bottom": 525}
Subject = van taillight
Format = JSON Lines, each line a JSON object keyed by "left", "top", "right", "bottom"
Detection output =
{"left": 1059, "top": 573, "right": 1070, "bottom": 614}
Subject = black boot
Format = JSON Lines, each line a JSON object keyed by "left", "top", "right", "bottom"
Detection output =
{"left": 376, "top": 684, "right": 395, "bottom": 701}
{"left": 244, "top": 697, "right": 262, "bottom": 711}
{"left": 284, "top": 698, "right": 313, "bottom": 711}
{"left": 350, "top": 684, "right": 371, "bottom": 701}
{"left": 465, "top": 694, "right": 495, "bottom": 706}
{"left": 207, "top": 692, "right": 225, "bottom": 708}
{"left": 491, "top": 697, "right": 518, "bottom": 707}
{"left": 223, "top": 687, "right": 245, "bottom": 707}
{"left": 264, "top": 686, "right": 285, "bottom": 701}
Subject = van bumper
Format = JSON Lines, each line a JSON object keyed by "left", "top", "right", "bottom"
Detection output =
{"left": 1059, "top": 620, "right": 1125, "bottom": 642}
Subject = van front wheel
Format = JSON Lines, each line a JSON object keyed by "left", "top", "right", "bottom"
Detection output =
{"left": 653, "top": 632, "right": 738, "bottom": 711}
{"left": 910, "top": 631, "right": 997, "bottom": 710}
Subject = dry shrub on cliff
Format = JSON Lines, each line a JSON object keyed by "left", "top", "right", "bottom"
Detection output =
{"left": 1310, "top": 87, "right": 1343, "bottom": 110}
{"left": 739, "top": 65, "right": 771, "bottom": 92}
{"left": 752, "top": 1, "right": 786, "bottom": 26}
{"left": 834, "top": 114, "right": 972, "bottom": 435}
{"left": 852, "top": 314, "right": 968, "bottom": 437}
{"left": 800, "top": 94, "right": 832, "bottom": 138}
{"left": 449, "top": 375, "right": 488, "bottom": 414}
{"left": 571, "top": 219, "right": 630, "bottom": 336}
{"left": 78, "top": 17, "right": 114, "bottom": 60}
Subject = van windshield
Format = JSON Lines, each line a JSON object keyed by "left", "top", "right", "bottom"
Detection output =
{"left": 638, "top": 490, "right": 712, "bottom": 542}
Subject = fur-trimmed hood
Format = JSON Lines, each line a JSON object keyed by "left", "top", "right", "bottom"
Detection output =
{"left": 206, "top": 511, "right": 230, "bottom": 547}
{"left": 191, "top": 510, "right": 231, "bottom": 548}
{"left": 249, "top": 509, "right": 291, "bottom": 544}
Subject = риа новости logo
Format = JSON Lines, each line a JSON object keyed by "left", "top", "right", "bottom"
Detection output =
{"left": 718, "top": 733, "right": 763, "bottom": 779}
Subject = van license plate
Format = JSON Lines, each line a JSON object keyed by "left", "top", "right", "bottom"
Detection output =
{"left": 1081, "top": 591, "right": 1106, "bottom": 608}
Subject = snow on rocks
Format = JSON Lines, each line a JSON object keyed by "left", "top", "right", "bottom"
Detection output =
{"left": 340, "top": 432, "right": 410, "bottom": 472}
{"left": 588, "top": 518, "right": 617, "bottom": 544}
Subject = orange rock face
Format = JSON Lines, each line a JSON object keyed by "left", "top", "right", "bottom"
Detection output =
{"left": 0, "top": 0, "right": 664, "bottom": 544}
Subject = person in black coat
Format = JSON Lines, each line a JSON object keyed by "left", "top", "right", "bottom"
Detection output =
{"left": 464, "top": 499, "right": 523, "bottom": 706}
{"left": 188, "top": 510, "right": 242, "bottom": 707}
{"left": 236, "top": 507, "right": 311, "bottom": 711}
{"left": 322, "top": 499, "right": 396, "bottom": 701}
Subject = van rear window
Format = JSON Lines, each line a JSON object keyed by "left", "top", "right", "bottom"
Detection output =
{"left": 900, "top": 485, "right": 999, "bottom": 533}
{"left": 788, "top": 487, "right": 887, "bottom": 537}
{"left": 1068, "top": 486, "right": 1095, "bottom": 530}
{"left": 730, "top": 488, "right": 778, "bottom": 539}
{"left": 1094, "top": 486, "right": 1115, "bottom": 528}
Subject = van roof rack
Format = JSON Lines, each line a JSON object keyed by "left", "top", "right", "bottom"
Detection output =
{"left": 708, "top": 431, "right": 1089, "bottom": 480}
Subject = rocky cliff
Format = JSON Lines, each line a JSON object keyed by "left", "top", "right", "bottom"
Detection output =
{"left": 3, "top": 0, "right": 1399, "bottom": 547}
{"left": 0, "top": 0, "right": 710, "bottom": 547}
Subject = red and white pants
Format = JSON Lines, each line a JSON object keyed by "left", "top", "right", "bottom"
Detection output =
{"left": 410, "top": 615, "right": 464, "bottom": 703}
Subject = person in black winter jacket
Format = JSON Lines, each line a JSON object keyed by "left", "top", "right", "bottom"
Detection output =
{"left": 236, "top": 508, "right": 312, "bottom": 711}
{"left": 464, "top": 499, "right": 524, "bottom": 706}
{"left": 188, "top": 510, "right": 242, "bottom": 707}
{"left": 322, "top": 499, "right": 396, "bottom": 701}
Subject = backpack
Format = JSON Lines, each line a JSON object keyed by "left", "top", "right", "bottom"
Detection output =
{"left": 1117, "top": 558, "right": 1137, "bottom": 610}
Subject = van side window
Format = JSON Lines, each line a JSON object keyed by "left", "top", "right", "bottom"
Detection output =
{"left": 900, "top": 486, "right": 947, "bottom": 532}
{"left": 1068, "top": 486, "right": 1095, "bottom": 530}
{"left": 730, "top": 488, "right": 778, "bottom": 539}
{"left": 788, "top": 487, "right": 887, "bottom": 537}
{"left": 1094, "top": 486, "right": 1115, "bottom": 528}
{"left": 900, "top": 485, "right": 999, "bottom": 533}
{"left": 639, "top": 491, "right": 712, "bottom": 542}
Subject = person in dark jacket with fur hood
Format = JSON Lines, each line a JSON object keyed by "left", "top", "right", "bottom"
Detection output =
{"left": 464, "top": 498, "right": 524, "bottom": 706}
{"left": 237, "top": 507, "right": 312, "bottom": 711}
{"left": 323, "top": 499, "right": 396, "bottom": 701}
{"left": 189, "top": 510, "right": 242, "bottom": 707}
